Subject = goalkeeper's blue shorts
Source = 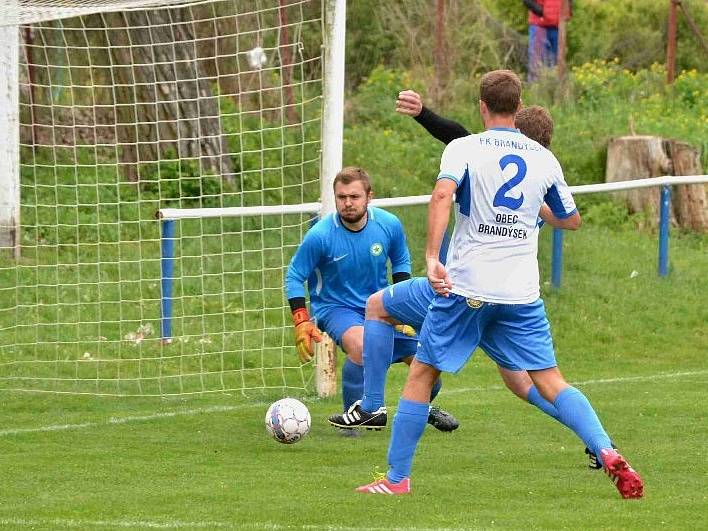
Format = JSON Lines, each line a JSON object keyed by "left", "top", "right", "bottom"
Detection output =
{"left": 316, "top": 305, "right": 417, "bottom": 362}
{"left": 381, "top": 277, "right": 435, "bottom": 332}
{"left": 415, "top": 294, "right": 557, "bottom": 373}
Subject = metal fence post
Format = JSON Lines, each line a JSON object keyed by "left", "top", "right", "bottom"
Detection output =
{"left": 160, "top": 219, "right": 176, "bottom": 343}
{"left": 658, "top": 185, "right": 671, "bottom": 277}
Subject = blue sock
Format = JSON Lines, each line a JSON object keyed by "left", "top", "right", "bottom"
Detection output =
{"left": 554, "top": 387, "right": 613, "bottom": 464}
{"left": 527, "top": 384, "right": 561, "bottom": 420}
{"left": 341, "top": 358, "right": 364, "bottom": 411}
{"left": 430, "top": 378, "right": 442, "bottom": 402}
{"left": 387, "top": 398, "right": 429, "bottom": 483}
{"left": 360, "top": 320, "right": 394, "bottom": 413}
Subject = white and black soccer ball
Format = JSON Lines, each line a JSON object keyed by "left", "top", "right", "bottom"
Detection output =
{"left": 265, "top": 398, "right": 311, "bottom": 444}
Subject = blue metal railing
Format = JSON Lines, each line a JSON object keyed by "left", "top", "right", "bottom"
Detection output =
{"left": 658, "top": 185, "right": 671, "bottom": 277}
{"left": 551, "top": 183, "right": 687, "bottom": 288}
{"left": 160, "top": 220, "right": 176, "bottom": 343}
{"left": 159, "top": 175, "right": 707, "bottom": 341}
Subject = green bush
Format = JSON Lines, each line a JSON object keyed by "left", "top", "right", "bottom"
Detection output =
{"left": 346, "top": 1, "right": 707, "bottom": 95}
{"left": 567, "top": 0, "right": 707, "bottom": 73}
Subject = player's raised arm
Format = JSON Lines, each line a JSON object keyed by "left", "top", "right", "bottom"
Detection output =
{"left": 285, "top": 232, "right": 323, "bottom": 363}
{"left": 396, "top": 90, "right": 469, "bottom": 145}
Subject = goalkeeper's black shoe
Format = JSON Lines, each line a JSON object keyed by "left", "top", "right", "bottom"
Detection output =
{"left": 427, "top": 406, "right": 459, "bottom": 432}
{"left": 585, "top": 441, "right": 618, "bottom": 470}
{"left": 328, "top": 401, "right": 387, "bottom": 430}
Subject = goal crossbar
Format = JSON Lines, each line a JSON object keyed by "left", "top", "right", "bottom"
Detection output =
{"left": 0, "top": 0, "right": 220, "bottom": 26}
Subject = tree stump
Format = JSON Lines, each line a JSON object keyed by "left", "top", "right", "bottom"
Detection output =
{"left": 664, "top": 140, "right": 708, "bottom": 231}
{"left": 606, "top": 136, "right": 672, "bottom": 225}
{"left": 606, "top": 136, "right": 707, "bottom": 231}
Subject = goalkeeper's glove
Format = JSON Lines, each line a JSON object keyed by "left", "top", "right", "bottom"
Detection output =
{"left": 394, "top": 324, "right": 417, "bottom": 337}
{"left": 292, "top": 308, "right": 323, "bottom": 363}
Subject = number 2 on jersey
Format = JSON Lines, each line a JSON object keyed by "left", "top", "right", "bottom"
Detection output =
{"left": 493, "top": 154, "right": 526, "bottom": 210}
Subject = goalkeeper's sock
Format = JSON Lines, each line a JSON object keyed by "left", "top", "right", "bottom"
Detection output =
{"left": 430, "top": 378, "right": 442, "bottom": 402}
{"left": 387, "top": 398, "right": 429, "bottom": 483}
{"left": 342, "top": 358, "right": 364, "bottom": 411}
{"left": 553, "top": 386, "right": 613, "bottom": 465}
{"left": 527, "top": 384, "right": 561, "bottom": 420}
{"left": 360, "top": 320, "right": 394, "bottom": 413}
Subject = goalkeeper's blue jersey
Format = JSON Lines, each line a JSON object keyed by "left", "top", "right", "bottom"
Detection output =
{"left": 285, "top": 207, "right": 411, "bottom": 318}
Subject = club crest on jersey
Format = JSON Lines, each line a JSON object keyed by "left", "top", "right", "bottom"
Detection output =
{"left": 466, "top": 298, "right": 483, "bottom": 309}
{"left": 370, "top": 243, "right": 383, "bottom": 256}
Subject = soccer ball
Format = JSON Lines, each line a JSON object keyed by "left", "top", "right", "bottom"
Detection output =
{"left": 265, "top": 398, "right": 311, "bottom": 444}
{"left": 246, "top": 46, "right": 268, "bottom": 69}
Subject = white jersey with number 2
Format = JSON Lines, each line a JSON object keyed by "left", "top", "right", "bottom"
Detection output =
{"left": 439, "top": 127, "right": 577, "bottom": 304}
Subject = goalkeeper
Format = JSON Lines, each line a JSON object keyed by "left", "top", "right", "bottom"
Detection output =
{"left": 330, "top": 96, "right": 611, "bottom": 470}
{"left": 285, "top": 166, "right": 459, "bottom": 431}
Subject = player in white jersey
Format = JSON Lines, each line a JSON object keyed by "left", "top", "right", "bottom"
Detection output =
{"left": 356, "top": 70, "right": 643, "bottom": 499}
{"left": 328, "top": 105, "right": 570, "bottom": 424}
{"left": 330, "top": 104, "right": 614, "bottom": 469}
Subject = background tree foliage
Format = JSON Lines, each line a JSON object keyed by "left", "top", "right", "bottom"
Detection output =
{"left": 343, "top": 0, "right": 708, "bottom": 220}
{"left": 346, "top": 0, "right": 707, "bottom": 97}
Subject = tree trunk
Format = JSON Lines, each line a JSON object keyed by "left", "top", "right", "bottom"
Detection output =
{"left": 606, "top": 136, "right": 672, "bottom": 225}
{"left": 106, "top": 9, "right": 234, "bottom": 184}
{"left": 432, "top": 0, "right": 447, "bottom": 109}
{"left": 606, "top": 135, "right": 706, "bottom": 231}
{"left": 664, "top": 139, "right": 708, "bottom": 231}
{"left": 279, "top": 0, "right": 298, "bottom": 124}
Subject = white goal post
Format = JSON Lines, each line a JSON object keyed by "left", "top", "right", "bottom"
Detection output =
{"left": 0, "top": 0, "right": 344, "bottom": 397}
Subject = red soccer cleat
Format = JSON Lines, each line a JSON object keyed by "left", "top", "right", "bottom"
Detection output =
{"left": 600, "top": 448, "right": 644, "bottom": 499}
{"left": 355, "top": 475, "right": 411, "bottom": 495}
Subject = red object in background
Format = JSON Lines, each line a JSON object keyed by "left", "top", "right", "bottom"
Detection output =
{"left": 528, "top": 0, "right": 562, "bottom": 28}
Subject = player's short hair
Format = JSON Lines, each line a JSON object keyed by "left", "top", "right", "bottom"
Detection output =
{"left": 333, "top": 166, "right": 372, "bottom": 194}
{"left": 479, "top": 70, "right": 522, "bottom": 115}
{"left": 515, "top": 105, "right": 554, "bottom": 148}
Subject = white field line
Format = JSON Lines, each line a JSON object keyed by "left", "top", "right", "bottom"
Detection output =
{"left": 1, "top": 368, "right": 706, "bottom": 439}
{"left": 0, "top": 519, "right": 468, "bottom": 531}
{"left": 0, "top": 519, "right": 470, "bottom": 531}
{"left": 446, "top": 368, "right": 708, "bottom": 396}
{"left": 0, "top": 517, "right": 233, "bottom": 529}
{"left": 0, "top": 404, "right": 245, "bottom": 437}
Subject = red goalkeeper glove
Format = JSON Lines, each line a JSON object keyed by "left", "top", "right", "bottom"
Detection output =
{"left": 292, "top": 308, "right": 323, "bottom": 363}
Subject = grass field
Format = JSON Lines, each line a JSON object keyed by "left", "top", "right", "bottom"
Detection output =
{"left": 1, "top": 221, "right": 706, "bottom": 530}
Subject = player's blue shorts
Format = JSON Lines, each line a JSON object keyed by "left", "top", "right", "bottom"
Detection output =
{"left": 316, "top": 305, "right": 417, "bottom": 363}
{"left": 382, "top": 277, "right": 435, "bottom": 331}
{"left": 415, "top": 294, "right": 557, "bottom": 373}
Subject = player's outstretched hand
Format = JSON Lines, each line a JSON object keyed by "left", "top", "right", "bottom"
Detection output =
{"left": 396, "top": 90, "right": 423, "bottom": 117}
{"left": 426, "top": 257, "right": 452, "bottom": 297}
{"left": 291, "top": 308, "right": 322, "bottom": 363}
{"left": 294, "top": 321, "right": 322, "bottom": 363}
{"left": 394, "top": 324, "right": 416, "bottom": 337}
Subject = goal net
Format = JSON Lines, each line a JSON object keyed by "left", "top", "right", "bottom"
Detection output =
{"left": 0, "top": 0, "right": 333, "bottom": 396}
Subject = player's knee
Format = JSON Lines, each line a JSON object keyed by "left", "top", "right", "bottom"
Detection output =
{"left": 408, "top": 358, "right": 440, "bottom": 385}
{"left": 344, "top": 349, "right": 363, "bottom": 365}
{"left": 505, "top": 378, "right": 532, "bottom": 400}
{"left": 341, "top": 326, "right": 364, "bottom": 364}
{"left": 499, "top": 368, "right": 533, "bottom": 400}
{"left": 365, "top": 291, "right": 388, "bottom": 321}
{"left": 528, "top": 367, "right": 569, "bottom": 402}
